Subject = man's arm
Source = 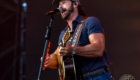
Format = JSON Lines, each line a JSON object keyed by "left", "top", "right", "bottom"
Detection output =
{"left": 59, "top": 33, "right": 105, "bottom": 58}
{"left": 75, "top": 33, "right": 105, "bottom": 58}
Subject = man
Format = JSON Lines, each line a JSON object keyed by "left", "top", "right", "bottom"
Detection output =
{"left": 42, "top": 0, "right": 113, "bottom": 80}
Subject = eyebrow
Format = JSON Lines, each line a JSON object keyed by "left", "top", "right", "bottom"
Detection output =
{"left": 59, "top": 0, "right": 71, "bottom": 4}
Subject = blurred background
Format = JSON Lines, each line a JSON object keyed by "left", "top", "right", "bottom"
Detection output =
{"left": 0, "top": 0, "right": 140, "bottom": 80}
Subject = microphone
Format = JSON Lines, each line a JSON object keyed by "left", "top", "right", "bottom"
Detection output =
{"left": 46, "top": 8, "right": 62, "bottom": 16}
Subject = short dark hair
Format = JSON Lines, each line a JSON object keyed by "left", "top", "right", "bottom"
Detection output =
{"left": 71, "top": 1, "right": 86, "bottom": 16}
{"left": 77, "top": 5, "right": 86, "bottom": 16}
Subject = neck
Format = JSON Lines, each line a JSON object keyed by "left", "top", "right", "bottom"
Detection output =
{"left": 66, "top": 10, "right": 79, "bottom": 30}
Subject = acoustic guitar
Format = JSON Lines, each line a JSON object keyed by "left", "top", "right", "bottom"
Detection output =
{"left": 57, "top": 28, "right": 77, "bottom": 80}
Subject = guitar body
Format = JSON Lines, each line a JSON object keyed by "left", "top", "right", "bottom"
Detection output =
{"left": 57, "top": 54, "right": 76, "bottom": 80}
{"left": 57, "top": 28, "right": 77, "bottom": 80}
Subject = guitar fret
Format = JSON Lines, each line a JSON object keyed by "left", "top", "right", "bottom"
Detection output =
{"left": 62, "top": 28, "right": 71, "bottom": 45}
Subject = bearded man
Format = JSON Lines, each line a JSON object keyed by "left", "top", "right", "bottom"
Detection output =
{"left": 42, "top": 0, "right": 114, "bottom": 80}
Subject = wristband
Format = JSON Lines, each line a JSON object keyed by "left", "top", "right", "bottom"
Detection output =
{"left": 72, "top": 47, "right": 76, "bottom": 55}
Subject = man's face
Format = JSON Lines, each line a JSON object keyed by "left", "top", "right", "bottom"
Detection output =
{"left": 59, "top": 0, "right": 74, "bottom": 20}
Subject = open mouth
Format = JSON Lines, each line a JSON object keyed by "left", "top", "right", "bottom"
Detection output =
{"left": 61, "top": 9, "right": 67, "bottom": 14}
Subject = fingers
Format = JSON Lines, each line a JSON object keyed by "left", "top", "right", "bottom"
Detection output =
{"left": 40, "top": 57, "right": 42, "bottom": 61}
{"left": 58, "top": 43, "right": 72, "bottom": 56}
{"left": 40, "top": 54, "right": 50, "bottom": 67}
{"left": 40, "top": 54, "right": 50, "bottom": 60}
{"left": 44, "top": 60, "right": 49, "bottom": 67}
{"left": 59, "top": 47, "right": 67, "bottom": 54}
{"left": 59, "top": 42, "right": 62, "bottom": 47}
{"left": 45, "top": 54, "right": 50, "bottom": 65}
{"left": 59, "top": 52, "right": 67, "bottom": 56}
{"left": 46, "top": 54, "right": 50, "bottom": 60}
{"left": 45, "top": 60, "right": 49, "bottom": 67}
{"left": 59, "top": 46, "right": 67, "bottom": 50}
{"left": 59, "top": 47, "right": 67, "bottom": 56}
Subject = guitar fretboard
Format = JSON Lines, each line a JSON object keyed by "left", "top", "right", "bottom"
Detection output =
{"left": 62, "top": 28, "right": 71, "bottom": 46}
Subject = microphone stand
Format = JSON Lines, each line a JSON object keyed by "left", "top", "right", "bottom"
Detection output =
{"left": 37, "top": 14, "right": 54, "bottom": 80}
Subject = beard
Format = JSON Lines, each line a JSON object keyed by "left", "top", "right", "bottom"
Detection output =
{"left": 61, "top": 4, "right": 74, "bottom": 20}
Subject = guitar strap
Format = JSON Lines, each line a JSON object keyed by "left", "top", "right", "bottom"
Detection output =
{"left": 70, "top": 16, "right": 87, "bottom": 80}
{"left": 71, "top": 16, "right": 87, "bottom": 47}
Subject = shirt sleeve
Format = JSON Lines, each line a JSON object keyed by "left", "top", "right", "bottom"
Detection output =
{"left": 58, "top": 31, "right": 64, "bottom": 45}
{"left": 85, "top": 17, "right": 104, "bottom": 36}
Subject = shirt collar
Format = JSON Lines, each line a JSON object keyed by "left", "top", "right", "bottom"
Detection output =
{"left": 64, "top": 15, "right": 83, "bottom": 31}
{"left": 73, "top": 15, "right": 83, "bottom": 23}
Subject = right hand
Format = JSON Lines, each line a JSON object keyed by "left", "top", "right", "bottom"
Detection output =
{"left": 40, "top": 54, "right": 50, "bottom": 67}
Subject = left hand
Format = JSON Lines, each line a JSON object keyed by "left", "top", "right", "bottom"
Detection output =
{"left": 59, "top": 43, "right": 73, "bottom": 56}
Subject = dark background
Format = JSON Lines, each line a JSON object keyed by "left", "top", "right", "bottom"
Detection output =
{"left": 0, "top": 0, "right": 140, "bottom": 80}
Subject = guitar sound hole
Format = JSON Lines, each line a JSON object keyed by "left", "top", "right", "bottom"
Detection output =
{"left": 65, "top": 54, "right": 72, "bottom": 60}
{"left": 63, "top": 55, "right": 73, "bottom": 61}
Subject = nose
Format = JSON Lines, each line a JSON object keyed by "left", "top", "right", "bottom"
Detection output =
{"left": 59, "top": 4, "right": 62, "bottom": 8}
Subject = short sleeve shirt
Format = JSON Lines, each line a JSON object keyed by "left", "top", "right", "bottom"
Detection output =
{"left": 58, "top": 15, "right": 109, "bottom": 75}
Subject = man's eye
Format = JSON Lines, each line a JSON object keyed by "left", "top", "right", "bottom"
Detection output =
{"left": 59, "top": 1, "right": 66, "bottom": 5}
{"left": 62, "top": 1, "right": 66, "bottom": 4}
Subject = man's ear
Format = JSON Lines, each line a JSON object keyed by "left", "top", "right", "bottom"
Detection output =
{"left": 73, "top": 2, "right": 78, "bottom": 8}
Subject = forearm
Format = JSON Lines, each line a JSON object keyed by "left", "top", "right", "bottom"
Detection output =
{"left": 74, "top": 43, "right": 104, "bottom": 58}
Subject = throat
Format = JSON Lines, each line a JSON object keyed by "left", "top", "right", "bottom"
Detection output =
{"left": 68, "top": 24, "right": 73, "bottom": 31}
